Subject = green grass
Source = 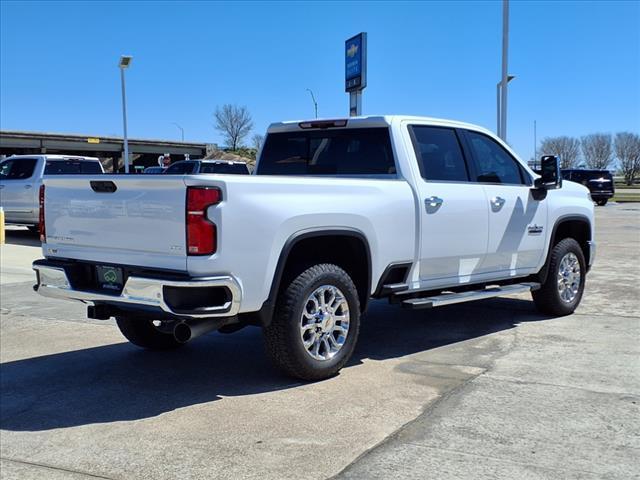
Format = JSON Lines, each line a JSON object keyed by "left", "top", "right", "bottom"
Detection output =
{"left": 612, "top": 190, "right": 640, "bottom": 203}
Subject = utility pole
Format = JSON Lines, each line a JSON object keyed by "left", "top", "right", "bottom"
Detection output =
{"left": 172, "top": 122, "right": 185, "bottom": 142}
{"left": 500, "top": 0, "right": 510, "bottom": 141}
{"left": 534, "top": 120, "right": 537, "bottom": 167}
{"left": 306, "top": 89, "right": 318, "bottom": 118}
{"left": 118, "top": 55, "right": 133, "bottom": 173}
{"left": 496, "top": 75, "right": 515, "bottom": 139}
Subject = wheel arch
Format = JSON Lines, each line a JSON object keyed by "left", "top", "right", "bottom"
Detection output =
{"left": 537, "top": 214, "right": 592, "bottom": 283}
{"left": 241, "top": 228, "right": 372, "bottom": 327}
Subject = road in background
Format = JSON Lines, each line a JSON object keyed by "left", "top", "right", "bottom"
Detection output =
{"left": 1, "top": 205, "right": 638, "bottom": 480}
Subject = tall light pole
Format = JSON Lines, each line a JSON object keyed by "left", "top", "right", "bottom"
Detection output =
{"left": 496, "top": 75, "right": 515, "bottom": 138}
{"left": 499, "top": 0, "right": 510, "bottom": 141}
{"left": 306, "top": 88, "right": 318, "bottom": 118}
{"left": 172, "top": 122, "right": 184, "bottom": 142}
{"left": 533, "top": 119, "right": 537, "bottom": 167}
{"left": 119, "top": 55, "right": 132, "bottom": 173}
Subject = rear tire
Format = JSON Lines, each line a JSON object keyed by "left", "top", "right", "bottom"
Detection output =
{"left": 595, "top": 199, "right": 608, "bottom": 206}
{"left": 532, "top": 238, "right": 586, "bottom": 316}
{"left": 263, "top": 263, "right": 361, "bottom": 381}
{"left": 116, "top": 317, "right": 184, "bottom": 350}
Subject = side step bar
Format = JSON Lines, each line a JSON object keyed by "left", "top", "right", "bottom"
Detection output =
{"left": 402, "top": 282, "right": 540, "bottom": 310}
{"left": 379, "top": 283, "right": 408, "bottom": 295}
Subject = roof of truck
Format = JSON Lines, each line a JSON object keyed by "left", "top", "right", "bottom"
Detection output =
{"left": 6, "top": 154, "right": 100, "bottom": 161}
{"left": 267, "top": 115, "right": 493, "bottom": 135}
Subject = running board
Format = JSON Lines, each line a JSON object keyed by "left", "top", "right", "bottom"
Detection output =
{"left": 379, "top": 283, "right": 409, "bottom": 295}
{"left": 401, "top": 282, "right": 540, "bottom": 310}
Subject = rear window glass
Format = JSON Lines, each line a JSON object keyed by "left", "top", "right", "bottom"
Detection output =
{"left": 200, "top": 163, "right": 249, "bottom": 174}
{"left": 562, "top": 170, "right": 612, "bottom": 183}
{"left": 45, "top": 160, "right": 102, "bottom": 174}
{"left": 257, "top": 128, "right": 396, "bottom": 176}
{"left": 165, "top": 162, "right": 197, "bottom": 174}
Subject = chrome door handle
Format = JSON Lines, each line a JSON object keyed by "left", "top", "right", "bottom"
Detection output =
{"left": 425, "top": 196, "right": 444, "bottom": 209}
{"left": 491, "top": 196, "right": 505, "bottom": 209}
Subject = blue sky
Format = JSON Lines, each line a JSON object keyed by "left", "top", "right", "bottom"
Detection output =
{"left": 1, "top": 0, "right": 638, "bottom": 161}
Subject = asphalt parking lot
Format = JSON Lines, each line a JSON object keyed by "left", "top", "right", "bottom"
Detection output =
{"left": 1, "top": 204, "right": 639, "bottom": 480}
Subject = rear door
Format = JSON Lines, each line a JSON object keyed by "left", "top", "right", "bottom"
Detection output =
{"left": 462, "top": 130, "right": 547, "bottom": 276}
{"left": 408, "top": 125, "right": 489, "bottom": 286}
{"left": 0, "top": 157, "right": 40, "bottom": 223}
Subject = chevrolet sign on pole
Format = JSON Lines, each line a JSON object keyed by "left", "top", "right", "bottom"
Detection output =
{"left": 345, "top": 32, "right": 367, "bottom": 117}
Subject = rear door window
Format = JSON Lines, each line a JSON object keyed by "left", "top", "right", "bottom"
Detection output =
{"left": 1, "top": 158, "right": 37, "bottom": 179}
{"left": 44, "top": 160, "right": 102, "bottom": 174}
{"left": 257, "top": 128, "right": 396, "bottom": 176}
{"left": 409, "top": 126, "right": 469, "bottom": 182}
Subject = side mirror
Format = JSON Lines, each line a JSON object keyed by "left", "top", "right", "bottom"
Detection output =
{"left": 534, "top": 155, "right": 562, "bottom": 189}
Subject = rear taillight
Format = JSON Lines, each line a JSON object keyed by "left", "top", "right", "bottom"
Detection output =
{"left": 39, "top": 185, "right": 46, "bottom": 243}
{"left": 186, "top": 187, "right": 221, "bottom": 255}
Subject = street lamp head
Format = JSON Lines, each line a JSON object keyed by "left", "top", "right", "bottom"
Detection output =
{"left": 119, "top": 55, "right": 133, "bottom": 69}
{"left": 507, "top": 74, "right": 515, "bottom": 82}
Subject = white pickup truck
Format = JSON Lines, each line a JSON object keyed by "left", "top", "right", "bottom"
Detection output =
{"left": 33, "top": 116, "right": 595, "bottom": 380}
{"left": 0, "top": 155, "right": 104, "bottom": 230}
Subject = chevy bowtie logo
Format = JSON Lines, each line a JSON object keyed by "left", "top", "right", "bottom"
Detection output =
{"left": 347, "top": 43, "right": 358, "bottom": 58}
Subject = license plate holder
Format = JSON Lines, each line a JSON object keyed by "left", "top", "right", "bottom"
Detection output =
{"left": 95, "top": 265, "right": 124, "bottom": 291}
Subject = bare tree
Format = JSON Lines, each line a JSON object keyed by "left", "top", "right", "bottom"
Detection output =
{"left": 539, "top": 136, "right": 581, "bottom": 168}
{"left": 581, "top": 133, "right": 613, "bottom": 170}
{"left": 214, "top": 104, "right": 254, "bottom": 151}
{"left": 615, "top": 132, "right": 640, "bottom": 185}
{"left": 252, "top": 133, "right": 264, "bottom": 152}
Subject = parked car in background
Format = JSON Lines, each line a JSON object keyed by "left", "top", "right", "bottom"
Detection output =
{"left": 143, "top": 166, "right": 166, "bottom": 174}
{"left": 561, "top": 169, "right": 615, "bottom": 206}
{"left": 164, "top": 159, "right": 251, "bottom": 175}
{"left": 0, "top": 155, "right": 103, "bottom": 231}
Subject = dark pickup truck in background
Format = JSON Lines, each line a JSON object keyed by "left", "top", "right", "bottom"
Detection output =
{"left": 562, "top": 169, "right": 615, "bottom": 206}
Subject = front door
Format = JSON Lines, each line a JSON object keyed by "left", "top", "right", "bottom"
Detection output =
{"left": 407, "top": 125, "right": 489, "bottom": 287}
{"left": 463, "top": 130, "right": 547, "bottom": 276}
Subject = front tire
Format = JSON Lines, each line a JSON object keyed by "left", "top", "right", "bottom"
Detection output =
{"left": 264, "top": 263, "right": 361, "bottom": 381}
{"left": 595, "top": 199, "right": 608, "bottom": 206}
{"left": 116, "top": 317, "right": 184, "bottom": 350}
{"left": 532, "top": 238, "right": 586, "bottom": 316}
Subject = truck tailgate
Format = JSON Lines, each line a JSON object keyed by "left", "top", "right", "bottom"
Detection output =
{"left": 43, "top": 176, "right": 188, "bottom": 271}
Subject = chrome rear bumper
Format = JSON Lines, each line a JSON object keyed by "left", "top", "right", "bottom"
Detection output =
{"left": 33, "top": 263, "right": 241, "bottom": 318}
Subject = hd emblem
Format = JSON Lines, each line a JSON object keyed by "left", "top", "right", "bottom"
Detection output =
{"left": 528, "top": 224, "right": 544, "bottom": 235}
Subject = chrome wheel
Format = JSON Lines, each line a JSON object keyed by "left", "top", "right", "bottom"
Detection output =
{"left": 557, "top": 252, "right": 581, "bottom": 303}
{"left": 300, "top": 285, "right": 350, "bottom": 361}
